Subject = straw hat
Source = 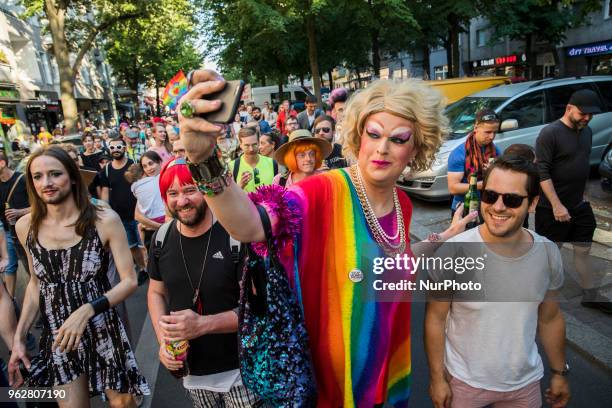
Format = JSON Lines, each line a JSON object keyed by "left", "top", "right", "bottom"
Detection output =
{"left": 273, "top": 129, "right": 332, "bottom": 167}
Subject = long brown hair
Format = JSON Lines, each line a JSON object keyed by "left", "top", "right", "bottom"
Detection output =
{"left": 26, "top": 145, "right": 99, "bottom": 239}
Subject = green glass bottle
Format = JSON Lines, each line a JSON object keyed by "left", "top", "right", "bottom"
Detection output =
{"left": 463, "top": 172, "right": 479, "bottom": 229}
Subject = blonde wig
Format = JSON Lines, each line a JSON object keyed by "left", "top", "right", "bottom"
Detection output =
{"left": 341, "top": 79, "right": 448, "bottom": 173}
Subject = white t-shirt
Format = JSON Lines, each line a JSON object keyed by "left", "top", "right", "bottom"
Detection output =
{"left": 183, "top": 369, "right": 241, "bottom": 393}
{"left": 130, "top": 175, "right": 165, "bottom": 219}
{"left": 434, "top": 227, "right": 564, "bottom": 392}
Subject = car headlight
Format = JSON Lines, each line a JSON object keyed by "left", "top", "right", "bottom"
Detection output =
{"left": 432, "top": 151, "right": 451, "bottom": 169}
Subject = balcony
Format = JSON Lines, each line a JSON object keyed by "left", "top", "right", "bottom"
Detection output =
{"left": 0, "top": 63, "right": 13, "bottom": 83}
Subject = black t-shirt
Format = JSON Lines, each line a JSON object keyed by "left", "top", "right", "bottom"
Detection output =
{"left": 98, "top": 159, "right": 137, "bottom": 221}
{"left": 80, "top": 151, "right": 104, "bottom": 171}
{"left": 0, "top": 172, "right": 29, "bottom": 230}
{"left": 535, "top": 120, "right": 592, "bottom": 209}
{"left": 148, "top": 220, "right": 243, "bottom": 375}
{"left": 326, "top": 143, "right": 348, "bottom": 169}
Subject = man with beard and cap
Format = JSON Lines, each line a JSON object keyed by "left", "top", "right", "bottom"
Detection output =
{"left": 100, "top": 138, "right": 148, "bottom": 285}
{"left": 146, "top": 158, "right": 261, "bottom": 407}
{"left": 251, "top": 106, "right": 271, "bottom": 134}
{"left": 535, "top": 89, "right": 611, "bottom": 313}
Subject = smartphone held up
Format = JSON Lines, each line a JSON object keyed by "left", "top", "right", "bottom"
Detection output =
{"left": 199, "top": 80, "right": 245, "bottom": 124}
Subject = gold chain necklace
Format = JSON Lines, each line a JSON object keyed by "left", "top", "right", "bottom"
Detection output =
{"left": 349, "top": 165, "right": 406, "bottom": 255}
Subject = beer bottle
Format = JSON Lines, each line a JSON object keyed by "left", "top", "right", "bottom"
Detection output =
{"left": 5, "top": 203, "right": 16, "bottom": 226}
{"left": 463, "top": 172, "right": 479, "bottom": 229}
{"left": 166, "top": 340, "right": 189, "bottom": 378}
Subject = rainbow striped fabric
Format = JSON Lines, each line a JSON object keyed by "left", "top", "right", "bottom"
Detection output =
{"left": 280, "top": 169, "right": 414, "bottom": 407}
{"left": 162, "top": 70, "right": 188, "bottom": 110}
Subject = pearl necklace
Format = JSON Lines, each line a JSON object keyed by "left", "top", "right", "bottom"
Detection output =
{"left": 349, "top": 165, "right": 406, "bottom": 255}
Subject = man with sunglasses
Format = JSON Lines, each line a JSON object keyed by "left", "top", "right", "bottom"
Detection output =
{"left": 535, "top": 89, "right": 610, "bottom": 313}
{"left": 100, "top": 138, "right": 148, "bottom": 285}
{"left": 426, "top": 155, "right": 570, "bottom": 408}
{"left": 447, "top": 109, "right": 501, "bottom": 219}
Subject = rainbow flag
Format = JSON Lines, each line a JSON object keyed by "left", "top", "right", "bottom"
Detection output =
{"left": 162, "top": 70, "right": 189, "bottom": 110}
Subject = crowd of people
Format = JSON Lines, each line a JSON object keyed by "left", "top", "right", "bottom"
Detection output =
{"left": 0, "top": 69, "right": 606, "bottom": 408}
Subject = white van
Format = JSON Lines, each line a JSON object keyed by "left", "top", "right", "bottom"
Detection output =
{"left": 249, "top": 85, "right": 313, "bottom": 109}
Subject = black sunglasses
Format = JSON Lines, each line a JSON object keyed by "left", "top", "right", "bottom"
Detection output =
{"left": 253, "top": 168, "right": 260, "bottom": 184}
{"left": 314, "top": 127, "right": 331, "bottom": 133}
{"left": 477, "top": 113, "right": 500, "bottom": 123}
{"left": 481, "top": 189, "right": 527, "bottom": 208}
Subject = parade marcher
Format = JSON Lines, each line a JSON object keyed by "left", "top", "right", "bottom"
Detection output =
{"left": 251, "top": 106, "right": 272, "bottom": 134}
{"left": 147, "top": 157, "right": 261, "bottom": 407}
{"left": 328, "top": 87, "right": 348, "bottom": 124}
{"left": 172, "top": 139, "right": 187, "bottom": 159}
{"left": 128, "top": 151, "right": 166, "bottom": 248}
{"left": 504, "top": 144, "right": 536, "bottom": 229}
{"left": 230, "top": 114, "right": 243, "bottom": 139}
{"left": 535, "top": 89, "right": 611, "bottom": 313}
{"left": 178, "top": 70, "right": 476, "bottom": 407}
{"left": 0, "top": 152, "right": 30, "bottom": 297}
{"left": 279, "top": 116, "right": 299, "bottom": 146}
{"left": 229, "top": 128, "right": 278, "bottom": 192}
{"left": 8, "top": 146, "right": 150, "bottom": 405}
{"left": 312, "top": 115, "right": 347, "bottom": 170}
{"left": 296, "top": 95, "right": 323, "bottom": 132}
{"left": 37, "top": 126, "right": 53, "bottom": 145}
{"left": 276, "top": 100, "right": 297, "bottom": 136}
{"left": 125, "top": 127, "right": 146, "bottom": 163}
{"left": 217, "top": 133, "right": 239, "bottom": 166}
{"left": 80, "top": 132, "right": 104, "bottom": 171}
{"left": 0, "top": 276, "right": 19, "bottom": 408}
{"left": 149, "top": 123, "right": 174, "bottom": 165}
{"left": 272, "top": 129, "right": 330, "bottom": 187}
{"left": 100, "top": 138, "right": 148, "bottom": 286}
{"left": 447, "top": 109, "right": 501, "bottom": 218}
{"left": 426, "top": 155, "right": 570, "bottom": 408}
{"left": 166, "top": 124, "right": 180, "bottom": 143}
{"left": 258, "top": 132, "right": 280, "bottom": 158}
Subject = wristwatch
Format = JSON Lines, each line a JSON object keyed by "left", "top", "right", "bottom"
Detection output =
{"left": 550, "top": 363, "right": 570, "bottom": 376}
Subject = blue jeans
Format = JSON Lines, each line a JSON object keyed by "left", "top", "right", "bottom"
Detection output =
{"left": 4, "top": 227, "right": 18, "bottom": 276}
{"left": 122, "top": 220, "right": 143, "bottom": 249}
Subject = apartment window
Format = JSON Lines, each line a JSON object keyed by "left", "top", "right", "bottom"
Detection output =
{"left": 434, "top": 65, "right": 448, "bottom": 80}
{"left": 476, "top": 29, "right": 486, "bottom": 47}
{"left": 606, "top": 0, "right": 611, "bottom": 19}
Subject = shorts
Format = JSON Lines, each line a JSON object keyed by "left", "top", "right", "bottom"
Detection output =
{"left": 4, "top": 228, "right": 18, "bottom": 276}
{"left": 535, "top": 201, "right": 596, "bottom": 246}
{"left": 449, "top": 376, "right": 542, "bottom": 408}
{"left": 122, "top": 220, "right": 143, "bottom": 249}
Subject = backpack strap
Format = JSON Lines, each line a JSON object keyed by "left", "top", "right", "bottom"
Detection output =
{"left": 229, "top": 235, "right": 241, "bottom": 264}
{"left": 279, "top": 175, "right": 288, "bottom": 187}
{"left": 273, "top": 160, "right": 278, "bottom": 176}
{"left": 232, "top": 158, "right": 241, "bottom": 182}
{"left": 152, "top": 220, "right": 175, "bottom": 261}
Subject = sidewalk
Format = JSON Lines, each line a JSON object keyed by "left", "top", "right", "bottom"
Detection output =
{"left": 409, "top": 208, "right": 612, "bottom": 374}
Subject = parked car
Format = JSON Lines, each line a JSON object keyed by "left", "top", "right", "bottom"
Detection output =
{"left": 600, "top": 144, "right": 612, "bottom": 192}
{"left": 398, "top": 76, "right": 612, "bottom": 201}
{"left": 249, "top": 84, "right": 314, "bottom": 111}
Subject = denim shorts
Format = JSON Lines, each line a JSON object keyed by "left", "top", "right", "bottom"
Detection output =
{"left": 122, "top": 220, "right": 143, "bottom": 249}
{"left": 4, "top": 228, "right": 18, "bottom": 276}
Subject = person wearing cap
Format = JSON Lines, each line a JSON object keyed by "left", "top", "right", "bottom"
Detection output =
{"left": 124, "top": 126, "right": 147, "bottom": 163}
{"left": 229, "top": 127, "right": 278, "bottom": 192}
{"left": 535, "top": 89, "right": 610, "bottom": 313}
{"left": 447, "top": 109, "right": 501, "bottom": 218}
{"left": 272, "top": 129, "right": 331, "bottom": 187}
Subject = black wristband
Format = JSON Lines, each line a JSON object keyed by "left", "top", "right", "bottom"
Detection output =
{"left": 90, "top": 296, "right": 110, "bottom": 315}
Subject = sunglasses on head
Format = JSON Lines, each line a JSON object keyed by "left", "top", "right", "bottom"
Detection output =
{"left": 481, "top": 189, "right": 527, "bottom": 208}
{"left": 109, "top": 145, "right": 124, "bottom": 150}
{"left": 314, "top": 127, "right": 331, "bottom": 133}
{"left": 477, "top": 113, "right": 499, "bottom": 123}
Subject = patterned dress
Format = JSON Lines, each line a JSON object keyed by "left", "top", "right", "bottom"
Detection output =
{"left": 26, "top": 225, "right": 149, "bottom": 399}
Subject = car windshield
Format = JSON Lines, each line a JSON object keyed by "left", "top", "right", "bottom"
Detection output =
{"left": 445, "top": 96, "right": 508, "bottom": 139}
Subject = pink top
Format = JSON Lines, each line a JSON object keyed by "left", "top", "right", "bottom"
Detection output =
{"left": 148, "top": 146, "right": 173, "bottom": 165}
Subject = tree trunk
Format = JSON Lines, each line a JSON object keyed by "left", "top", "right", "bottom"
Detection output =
{"left": 299, "top": 73, "right": 305, "bottom": 87}
{"left": 449, "top": 13, "right": 461, "bottom": 78}
{"left": 155, "top": 78, "right": 161, "bottom": 117}
{"left": 131, "top": 64, "right": 140, "bottom": 120}
{"left": 45, "top": 0, "right": 79, "bottom": 133}
{"left": 444, "top": 35, "right": 453, "bottom": 78}
{"left": 355, "top": 67, "right": 363, "bottom": 88}
{"left": 525, "top": 34, "right": 534, "bottom": 80}
{"left": 305, "top": 11, "right": 322, "bottom": 107}
{"left": 422, "top": 45, "right": 431, "bottom": 79}
{"left": 371, "top": 29, "right": 381, "bottom": 77}
{"left": 278, "top": 81, "right": 283, "bottom": 101}
{"left": 327, "top": 68, "right": 334, "bottom": 89}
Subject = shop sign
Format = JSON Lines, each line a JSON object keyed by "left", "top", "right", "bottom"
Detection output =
{"left": 0, "top": 109, "right": 16, "bottom": 125}
{"left": 567, "top": 40, "right": 612, "bottom": 57}
{"left": 0, "top": 88, "right": 19, "bottom": 100}
{"left": 473, "top": 53, "right": 524, "bottom": 68}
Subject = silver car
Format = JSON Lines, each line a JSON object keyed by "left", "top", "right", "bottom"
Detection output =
{"left": 398, "top": 76, "right": 612, "bottom": 201}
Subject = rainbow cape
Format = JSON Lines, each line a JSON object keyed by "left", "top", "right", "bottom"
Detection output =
{"left": 255, "top": 169, "right": 414, "bottom": 407}
{"left": 162, "top": 70, "right": 188, "bottom": 110}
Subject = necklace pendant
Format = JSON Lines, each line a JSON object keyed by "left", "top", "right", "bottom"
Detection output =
{"left": 192, "top": 289, "right": 199, "bottom": 306}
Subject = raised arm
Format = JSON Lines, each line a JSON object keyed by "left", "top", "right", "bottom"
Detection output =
{"left": 179, "top": 70, "right": 265, "bottom": 242}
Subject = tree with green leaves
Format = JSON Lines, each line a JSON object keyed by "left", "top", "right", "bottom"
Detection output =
{"left": 481, "top": 0, "right": 602, "bottom": 78}
{"left": 20, "top": 0, "right": 157, "bottom": 132}
{"left": 104, "top": 0, "right": 202, "bottom": 117}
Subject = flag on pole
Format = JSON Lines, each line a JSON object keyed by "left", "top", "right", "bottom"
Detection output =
{"left": 162, "top": 70, "right": 189, "bottom": 110}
